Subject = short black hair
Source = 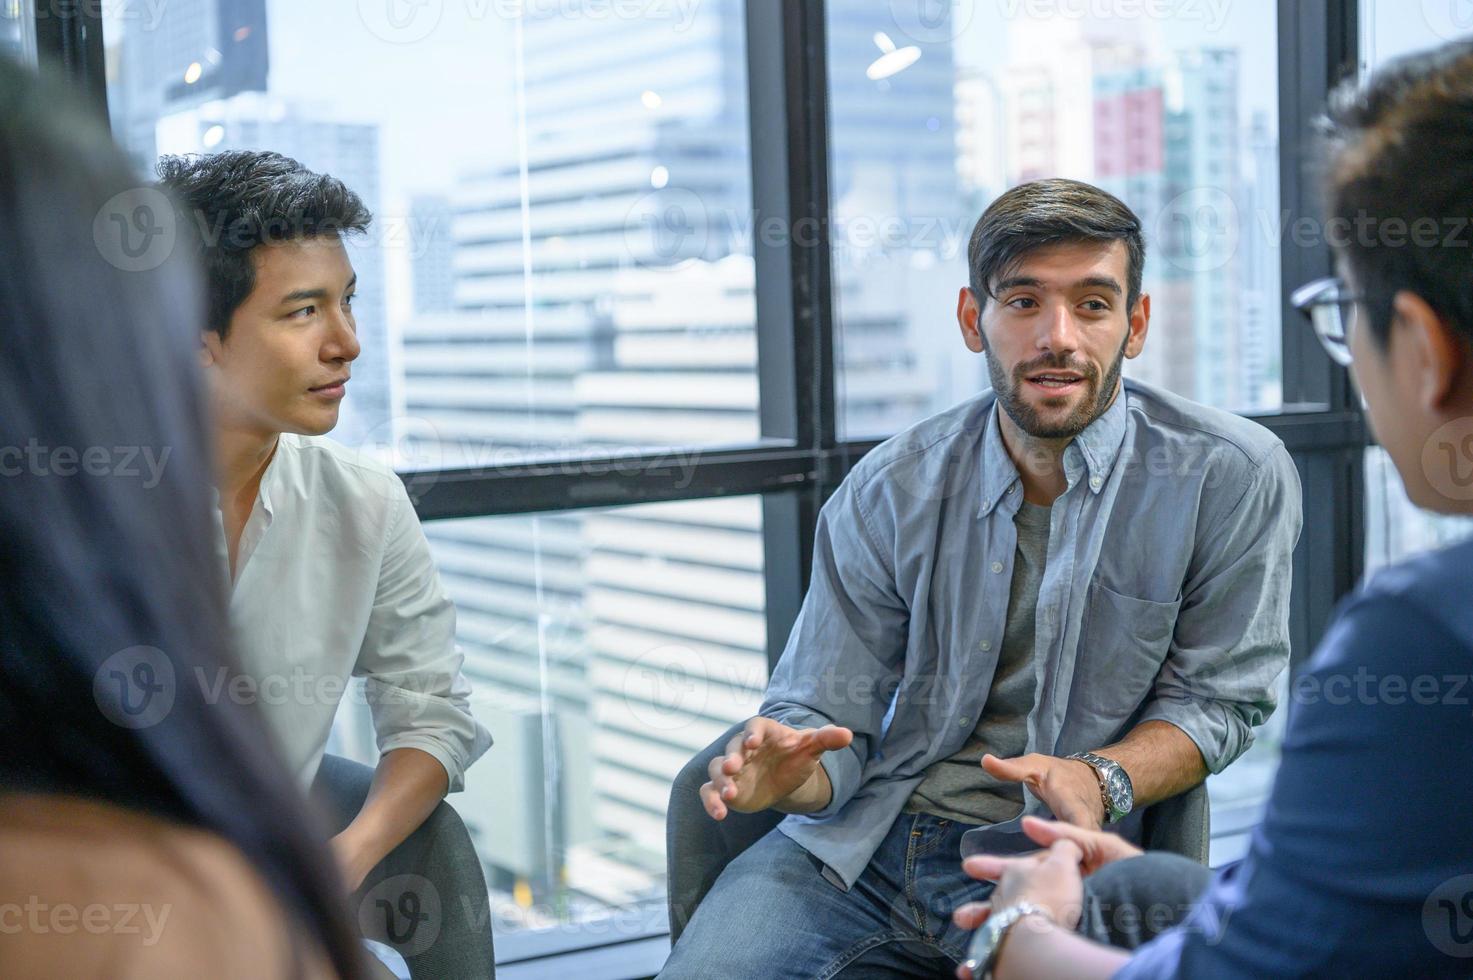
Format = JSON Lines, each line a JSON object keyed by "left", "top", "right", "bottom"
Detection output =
{"left": 1321, "top": 39, "right": 1473, "bottom": 351}
{"left": 967, "top": 178, "right": 1146, "bottom": 314}
{"left": 156, "top": 150, "right": 371, "bottom": 339}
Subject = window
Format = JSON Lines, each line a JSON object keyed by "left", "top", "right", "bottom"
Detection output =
{"left": 1, "top": 0, "right": 33, "bottom": 64}
{"left": 103, "top": 1, "right": 760, "bottom": 469}
{"left": 1358, "top": 3, "right": 1473, "bottom": 569}
{"left": 328, "top": 496, "right": 766, "bottom": 958}
{"left": 826, "top": 0, "right": 1284, "bottom": 438}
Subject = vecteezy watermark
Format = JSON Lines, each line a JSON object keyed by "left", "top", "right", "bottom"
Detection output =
{"left": 94, "top": 187, "right": 178, "bottom": 274}
{"left": 358, "top": 875, "right": 442, "bottom": 957}
{"left": 1422, "top": 417, "right": 1473, "bottom": 503}
{"left": 34, "top": 0, "right": 168, "bottom": 32}
{"left": 1419, "top": 0, "right": 1473, "bottom": 42}
{"left": 621, "top": 645, "right": 710, "bottom": 731}
{"left": 1423, "top": 874, "right": 1473, "bottom": 958}
{"left": 92, "top": 646, "right": 176, "bottom": 730}
{"left": 1156, "top": 186, "right": 1241, "bottom": 273}
{"left": 0, "top": 897, "right": 172, "bottom": 946}
{"left": 356, "top": 0, "right": 702, "bottom": 44}
{"left": 0, "top": 441, "right": 171, "bottom": 488}
{"left": 1290, "top": 668, "right": 1473, "bottom": 712}
{"left": 996, "top": 0, "right": 1232, "bottom": 32}
{"left": 887, "top": 0, "right": 974, "bottom": 44}
{"left": 94, "top": 189, "right": 451, "bottom": 274}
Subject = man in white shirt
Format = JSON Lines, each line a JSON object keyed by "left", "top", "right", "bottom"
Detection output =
{"left": 159, "top": 150, "right": 493, "bottom": 978}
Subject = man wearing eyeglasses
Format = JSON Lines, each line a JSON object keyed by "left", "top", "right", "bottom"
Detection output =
{"left": 953, "top": 38, "right": 1473, "bottom": 980}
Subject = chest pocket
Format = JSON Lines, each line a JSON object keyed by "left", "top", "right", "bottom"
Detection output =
{"left": 1071, "top": 581, "right": 1182, "bottom": 726}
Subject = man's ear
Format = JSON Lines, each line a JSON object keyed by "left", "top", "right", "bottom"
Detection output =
{"left": 199, "top": 329, "right": 222, "bottom": 369}
{"left": 1123, "top": 293, "right": 1150, "bottom": 359}
{"left": 1391, "top": 290, "right": 1466, "bottom": 412}
{"left": 958, "top": 286, "right": 985, "bottom": 354}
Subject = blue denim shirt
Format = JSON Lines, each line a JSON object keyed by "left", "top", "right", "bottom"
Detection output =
{"left": 760, "top": 379, "right": 1303, "bottom": 889}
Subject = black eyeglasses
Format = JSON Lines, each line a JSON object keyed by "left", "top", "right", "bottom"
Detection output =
{"left": 1290, "top": 276, "right": 1361, "bottom": 368}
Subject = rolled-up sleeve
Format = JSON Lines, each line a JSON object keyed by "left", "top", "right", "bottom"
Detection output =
{"left": 355, "top": 482, "right": 492, "bottom": 793}
{"left": 759, "top": 477, "right": 908, "bottom": 818}
{"left": 1141, "top": 443, "right": 1302, "bottom": 773}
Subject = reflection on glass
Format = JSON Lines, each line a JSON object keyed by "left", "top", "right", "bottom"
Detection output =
{"left": 1365, "top": 446, "right": 1473, "bottom": 572}
{"left": 333, "top": 497, "right": 768, "bottom": 938}
{"left": 102, "top": 0, "right": 758, "bottom": 470}
{"left": 1, "top": 0, "right": 34, "bottom": 65}
{"left": 827, "top": 1, "right": 1284, "bottom": 438}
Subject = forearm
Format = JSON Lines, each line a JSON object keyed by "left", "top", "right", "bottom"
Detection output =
{"left": 338, "top": 747, "right": 449, "bottom": 868}
{"left": 994, "top": 917, "right": 1129, "bottom": 980}
{"left": 1096, "top": 719, "right": 1208, "bottom": 808}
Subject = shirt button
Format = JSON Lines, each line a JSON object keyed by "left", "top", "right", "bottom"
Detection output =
{"left": 1090, "top": 475, "right": 1103, "bottom": 489}
{"left": 991, "top": 561, "right": 1003, "bottom": 574}
{"left": 979, "top": 640, "right": 992, "bottom": 652}
{"left": 1007, "top": 485, "right": 1018, "bottom": 494}
{"left": 958, "top": 718, "right": 970, "bottom": 728}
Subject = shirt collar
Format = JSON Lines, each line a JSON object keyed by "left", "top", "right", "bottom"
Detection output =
{"left": 977, "top": 384, "right": 1130, "bottom": 518}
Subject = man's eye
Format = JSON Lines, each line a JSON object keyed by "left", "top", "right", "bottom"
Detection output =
{"left": 1082, "top": 300, "right": 1109, "bottom": 312}
{"left": 343, "top": 293, "right": 356, "bottom": 308}
{"left": 1007, "top": 297, "right": 1037, "bottom": 309}
{"left": 289, "top": 305, "right": 315, "bottom": 319}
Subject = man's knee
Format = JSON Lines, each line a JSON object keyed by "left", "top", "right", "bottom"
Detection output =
{"left": 1083, "top": 853, "right": 1214, "bottom": 949}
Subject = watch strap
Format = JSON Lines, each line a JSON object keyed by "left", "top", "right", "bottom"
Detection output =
{"left": 962, "top": 901, "right": 1055, "bottom": 980}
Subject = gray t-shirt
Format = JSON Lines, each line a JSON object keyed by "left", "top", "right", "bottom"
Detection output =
{"left": 904, "top": 499, "right": 1050, "bottom": 824}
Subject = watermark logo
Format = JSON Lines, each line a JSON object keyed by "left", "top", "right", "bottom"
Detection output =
{"left": 1419, "top": 0, "right": 1473, "bottom": 41}
{"left": 358, "top": 874, "right": 442, "bottom": 957}
{"left": 1422, "top": 417, "right": 1473, "bottom": 503}
{"left": 1157, "top": 186, "right": 1239, "bottom": 273}
{"left": 623, "top": 188, "right": 711, "bottom": 268}
{"left": 93, "top": 188, "right": 177, "bottom": 273}
{"left": 888, "top": 0, "right": 972, "bottom": 44}
{"left": 622, "top": 644, "right": 708, "bottom": 730}
{"left": 1424, "top": 874, "right": 1473, "bottom": 957}
{"left": 354, "top": 416, "right": 444, "bottom": 505}
{"left": 358, "top": 0, "right": 445, "bottom": 43}
{"left": 93, "top": 646, "right": 176, "bottom": 730}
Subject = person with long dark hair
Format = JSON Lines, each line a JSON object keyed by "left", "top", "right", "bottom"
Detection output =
{"left": 0, "top": 55, "right": 368, "bottom": 979}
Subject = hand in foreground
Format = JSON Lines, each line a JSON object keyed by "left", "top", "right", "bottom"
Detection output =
{"left": 981, "top": 752, "right": 1105, "bottom": 830}
{"left": 953, "top": 839, "right": 1085, "bottom": 980}
{"left": 699, "top": 716, "right": 852, "bottom": 820}
{"left": 1015, "top": 814, "right": 1143, "bottom": 876}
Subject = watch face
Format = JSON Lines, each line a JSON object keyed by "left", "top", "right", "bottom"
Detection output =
{"left": 1107, "top": 769, "right": 1133, "bottom": 811}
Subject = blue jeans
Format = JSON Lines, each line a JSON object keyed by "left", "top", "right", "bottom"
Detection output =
{"left": 659, "top": 813, "right": 994, "bottom": 979}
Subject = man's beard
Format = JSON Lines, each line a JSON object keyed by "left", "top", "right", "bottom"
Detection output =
{"left": 985, "top": 334, "right": 1128, "bottom": 440}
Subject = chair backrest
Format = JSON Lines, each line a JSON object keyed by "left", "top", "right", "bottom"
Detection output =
{"left": 665, "top": 722, "right": 1210, "bottom": 944}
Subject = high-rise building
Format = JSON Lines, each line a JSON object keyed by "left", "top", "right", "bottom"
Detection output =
{"left": 400, "top": 0, "right": 961, "bottom": 919}
{"left": 110, "top": 0, "right": 268, "bottom": 169}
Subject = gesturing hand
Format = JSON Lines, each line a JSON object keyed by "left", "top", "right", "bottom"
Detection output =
{"left": 951, "top": 839, "right": 1086, "bottom": 979}
{"left": 699, "top": 716, "right": 853, "bottom": 820}
{"left": 981, "top": 752, "right": 1105, "bottom": 830}
{"left": 1017, "top": 815, "right": 1142, "bottom": 876}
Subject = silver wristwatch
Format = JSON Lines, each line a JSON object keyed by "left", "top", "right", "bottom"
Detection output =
{"left": 1067, "top": 751, "right": 1134, "bottom": 824}
{"left": 962, "top": 901, "right": 1055, "bottom": 979}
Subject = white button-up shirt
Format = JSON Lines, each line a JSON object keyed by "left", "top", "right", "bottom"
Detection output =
{"left": 211, "top": 433, "right": 491, "bottom": 790}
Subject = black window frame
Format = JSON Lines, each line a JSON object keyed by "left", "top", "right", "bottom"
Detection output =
{"left": 43, "top": 0, "right": 1366, "bottom": 972}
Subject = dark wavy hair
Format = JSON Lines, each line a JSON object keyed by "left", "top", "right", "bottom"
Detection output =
{"left": 967, "top": 177, "right": 1146, "bottom": 314}
{"left": 0, "top": 58, "right": 366, "bottom": 979}
{"left": 1321, "top": 38, "right": 1473, "bottom": 351}
{"left": 157, "top": 149, "right": 372, "bottom": 338}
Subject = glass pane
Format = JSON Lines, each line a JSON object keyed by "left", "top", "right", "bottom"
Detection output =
{"left": 331, "top": 496, "right": 767, "bottom": 950}
{"left": 827, "top": 1, "right": 1283, "bottom": 439}
{"left": 1, "top": 0, "right": 34, "bottom": 65}
{"left": 1365, "top": 446, "right": 1473, "bottom": 572}
{"left": 1363, "top": 0, "right": 1473, "bottom": 70}
{"left": 1358, "top": 6, "right": 1473, "bottom": 574}
{"left": 102, "top": 2, "right": 758, "bottom": 467}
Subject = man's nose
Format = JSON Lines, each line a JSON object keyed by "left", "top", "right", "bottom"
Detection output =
{"left": 1038, "top": 303, "right": 1080, "bottom": 354}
